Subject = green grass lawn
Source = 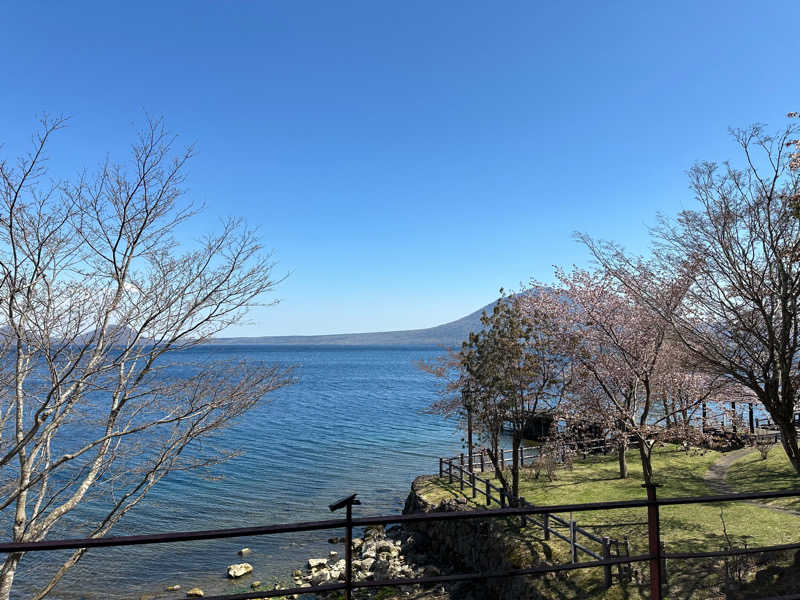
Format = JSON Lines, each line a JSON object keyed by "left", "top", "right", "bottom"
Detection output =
{"left": 725, "top": 445, "right": 800, "bottom": 511}
{"left": 422, "top": 445, "right": 800, "bottom": 599}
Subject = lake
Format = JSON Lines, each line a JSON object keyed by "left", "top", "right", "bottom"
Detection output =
{"left": 13, "top": 345, "right": 463, "bottom": 599}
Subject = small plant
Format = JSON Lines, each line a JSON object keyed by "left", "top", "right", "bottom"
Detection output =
{"left": 755, "top": 439, "right": 775, "bottom": 460}
{"left": 374, "top": 586, "right": 399, "bottom": 600}
{"left": 532, "top": 451, "right": 558, "bottom": 481}
{"left": 720, "top": 507, "right": 756, "bottom": 595}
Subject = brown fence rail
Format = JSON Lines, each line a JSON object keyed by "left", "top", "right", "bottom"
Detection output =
{"left": 2, "top": 488, "right": 800, "bottom": 600}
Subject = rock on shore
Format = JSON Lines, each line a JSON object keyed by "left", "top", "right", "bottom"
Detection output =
{"left": 227, "top": 562, "right": 254, "bottom": 578}
{"left": 293, "top": 524, "right": 448, "bottom": 599}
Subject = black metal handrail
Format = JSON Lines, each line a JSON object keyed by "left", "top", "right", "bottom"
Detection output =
{"left": 2, "top": 488, "right": 800, "bottom": 600}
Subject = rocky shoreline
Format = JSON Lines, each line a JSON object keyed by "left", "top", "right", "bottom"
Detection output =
{"left": 141, "top": 479, "right": 467, "bottom": 600}
{"left": 141, "top": 522, "right": 451, "bottom": 600}
{"left": 290, "top": 523, "right": 450, "bottom": 599}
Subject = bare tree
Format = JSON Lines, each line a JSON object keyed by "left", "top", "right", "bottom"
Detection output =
{"left": 0, "top": 117, "right": 293, "bottom": 598}
{"left": 586, "top": 121, "right": 800, "bottom": 474}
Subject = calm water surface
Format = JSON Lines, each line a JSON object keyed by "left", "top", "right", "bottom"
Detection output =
{"left": 15, "top": 345, "right": 462, "bottom": 599}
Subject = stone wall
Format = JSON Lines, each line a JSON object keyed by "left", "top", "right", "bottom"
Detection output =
{"left": 402, "top": 476, "right": 549, "bottom": 600}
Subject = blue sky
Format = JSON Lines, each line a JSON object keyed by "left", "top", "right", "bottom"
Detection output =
{"left": 2, "top": 2, "right": 798, "bottom": 336}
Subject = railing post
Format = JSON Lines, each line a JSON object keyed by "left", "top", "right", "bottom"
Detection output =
{"left": 570, "top": 519, "right": 578, "bottom": 563}
{"left": 448, "top": 459, "right": 453, "bottom": 484}
{"left": 459, "top": 464, "right": 464, "bottom": 492}
{"left": 328, "top": 494, "right": 361, "bottom": 600}
{"left": 643, "top": 483, "right": 663, "bottom": 600}
{"left": 500, "top": 489, "right": 506, "bottom": 508}
{"left": 345, "top": 502, "right": 353, "bottom": 600}
{"left": 622, "top": 535, "right": 631, "bottom": 581}
{"left": 602, "top": 536, "right": 612, "bottom": 588}
{"left": 520, "top": 496, "right": 527, "bottom": 527}
{"left": 485, "top": 480, "right": 491, "bottom": 506}
{"left": 439, "top": 457, "right": 443, "bottom": 478}
{"left": 543, "top": 513, "right": 550, "bottom": 540}
{"left": 471, "top": 471, "right": 476, "bottom": 499}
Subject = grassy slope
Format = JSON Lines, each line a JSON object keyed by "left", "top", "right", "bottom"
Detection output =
{"left": 726, "top": 445, "right": 800, "bottom": 511}
{"left": 421, "top": 445, "right": 800, "bottom": 599}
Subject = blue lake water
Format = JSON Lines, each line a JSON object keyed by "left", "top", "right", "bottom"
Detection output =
{"left": 14, "top": 345, "right": 464, "bottom": 599}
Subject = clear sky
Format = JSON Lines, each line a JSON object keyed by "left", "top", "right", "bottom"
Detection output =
{"left": 2, "top": 2, "right": 798, "bottom": 336}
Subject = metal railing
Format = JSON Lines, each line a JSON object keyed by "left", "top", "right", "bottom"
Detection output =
{"left": 2, "top": 488, "right": 800, "bottom": 600}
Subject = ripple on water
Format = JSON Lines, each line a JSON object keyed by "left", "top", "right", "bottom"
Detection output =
{"left": 13, "top": 345, "right": 462, "bottom": 600}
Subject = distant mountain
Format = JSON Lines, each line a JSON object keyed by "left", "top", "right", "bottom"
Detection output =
{"left": 208, "top": 301, "right": 498, "bottom": 347}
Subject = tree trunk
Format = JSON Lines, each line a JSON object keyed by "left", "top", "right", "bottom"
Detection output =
{"left": 511, "top": 434, "right": 521, "bottom": 501}
{"left": 778, "top": 420, "right": 800, "bottom": 475}
{"left": 638, "top": 443, "right": 654, "bottom": 484}
{"left": 617, "top": 440, "right": 628, "bottom": 479}
{"left": 487, "top": 447, "right": 510, "bottom": 496}
{"left": 0, "top": 554, "right": 22, "bottom": 600}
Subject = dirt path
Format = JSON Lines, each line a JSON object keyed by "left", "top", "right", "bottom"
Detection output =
{"left": 703, "top": 447, "right": 755, "bottom": 494}
{"left": 703, "top": 447, "right": 800, "bottom": 517}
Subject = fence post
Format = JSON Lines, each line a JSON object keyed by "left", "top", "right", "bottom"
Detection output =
{"left": 643, "top": 483, "right": 664, "bottom": 600}
{"left": 520, "top": 496, "right": 527, "bottom": 527}
{"left": 439, "top": 457, "right": 443, "bottom": 478}
{"left": 480, "top": 450, "right": 485, "bottom": 473}
{"left": 448, "top": 459, "right": 453, "bottom": 484}
{"left": 623, "top": 536, "right": 631, "bottom": 581}
{"left": 500, "top": 489, "right": 506, "bottom": 508}
{"left": 520, "top": 447, "right": 524, "bottom": 468}
{"left": 660, "top": 541, "right": 668, "bottom": 587}
{"left": 543, "top": 513, "right": 550, "bottom": 540}
{"left": 471, "top": 471, "right": 476, "bottom": 499}
{"left": 570, "top": 519, "right": 578, "bottom": 563}
{"left": 602, "top": 536, "right": 612, "bottom": 588}
{"left": 459, "top": 464, "right": 464, "bottom": 492}
{"left": 328, "top": 494, "right": 361, "bottom": 600}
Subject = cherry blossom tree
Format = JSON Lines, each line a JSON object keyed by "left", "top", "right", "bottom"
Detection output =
{"left": 789, "top": 112, "right": 800, "bottom": 217}
{"left": 548, "top": 264, "right": 715, "bottom": 483}
{"left": 583, "top": 120, "right": 800, "bottom": 475}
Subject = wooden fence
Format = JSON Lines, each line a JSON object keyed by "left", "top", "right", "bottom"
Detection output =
{"left": 436, "top": 430, "right": 788, "bottom": 589}
{"left": 442, "top": 436, "right": 614, "bottom": 474}
{"left": 438, "top": 451, "right": 632, "bottom": 588}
